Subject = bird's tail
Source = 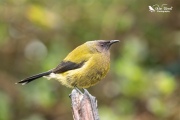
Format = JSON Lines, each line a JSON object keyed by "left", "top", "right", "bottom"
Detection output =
{"left": 16, "top": 71, "right": 52, "bottom": 85}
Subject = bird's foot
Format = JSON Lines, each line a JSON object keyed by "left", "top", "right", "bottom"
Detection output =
{"left": 75, "top": 87, "right": 83, "bottom": 94}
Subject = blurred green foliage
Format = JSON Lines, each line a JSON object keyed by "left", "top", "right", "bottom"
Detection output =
{"left": 0, "top": 0, "right": 179, "bottom": 120}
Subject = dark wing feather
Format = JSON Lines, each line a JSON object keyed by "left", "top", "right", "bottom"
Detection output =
{"left": 52, "top": 61, "right": 85, "bottom": 73}
{"left": 17, "top": 61, "right": 85, "bottom": 85}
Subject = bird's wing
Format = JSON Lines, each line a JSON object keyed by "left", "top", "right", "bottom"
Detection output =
{"left": 52, "top": 43, "right": 92, "bottom": 74}
{"left": 52, "top": 61, "right": 86, "bottom": 73}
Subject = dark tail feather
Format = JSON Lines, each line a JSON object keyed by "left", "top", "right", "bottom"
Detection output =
{"left": 16, "top": 71, "right": 52, "bottom": 85}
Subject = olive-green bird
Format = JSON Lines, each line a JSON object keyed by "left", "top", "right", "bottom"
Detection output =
{"left": 17, "top": 40, "right": 119, "bottom": 88}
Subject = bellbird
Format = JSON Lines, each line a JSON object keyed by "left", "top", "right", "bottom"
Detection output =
{"left": 17, "top": 40, "right": 119, "bottom": 88}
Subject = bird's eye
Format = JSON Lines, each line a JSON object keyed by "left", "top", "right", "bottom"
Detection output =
{"left": 100, "top": 43, "right": 104, "bottom": 47}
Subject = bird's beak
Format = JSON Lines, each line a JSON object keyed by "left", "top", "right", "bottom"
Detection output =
{"left": 109, "top": 40, "right": 120, "bottom": 46}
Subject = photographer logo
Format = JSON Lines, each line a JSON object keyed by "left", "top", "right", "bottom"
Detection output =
{"left": 149, "top": 4, "right": 173, "bottom": 13}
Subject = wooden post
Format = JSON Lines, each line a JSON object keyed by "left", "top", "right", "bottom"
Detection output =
{"left": 70, "top": 89, "right": 100, "bottom": 120}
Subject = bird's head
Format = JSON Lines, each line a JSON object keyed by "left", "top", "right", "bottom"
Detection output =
{"left": 86, "top": 40, "right": 119, "bottom": 53}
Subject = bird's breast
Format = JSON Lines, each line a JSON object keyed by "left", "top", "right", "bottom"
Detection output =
{"left": 69, "top": 53, "right": 110, "bottom": 88}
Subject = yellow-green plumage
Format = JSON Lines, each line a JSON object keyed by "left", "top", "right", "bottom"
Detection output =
{"left": 52, "top": 41, "right": 110, "bottom": 88}
{"left": 17, "top": 40, "right": 119, "bottom": 88}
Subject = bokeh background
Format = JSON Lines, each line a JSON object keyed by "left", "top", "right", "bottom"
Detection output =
{"left": 0, "top": 0, "right": 180, "bottom": 120}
